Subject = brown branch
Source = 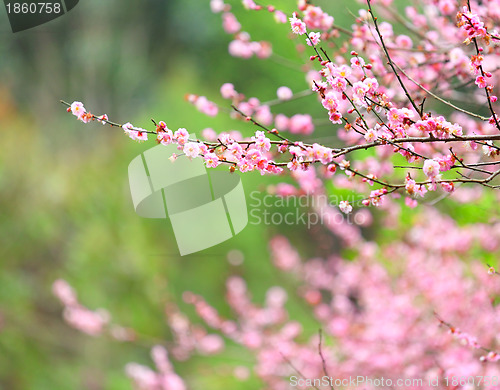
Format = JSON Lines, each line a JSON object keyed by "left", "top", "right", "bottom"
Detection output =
{"left": 318, "top": 329, "right": 334, "bottom": 390}
{"left": 366, "top": 0, "right": 421, "bottom": 116}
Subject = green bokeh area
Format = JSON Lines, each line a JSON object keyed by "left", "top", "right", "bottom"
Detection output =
{"left": 0, "top": 0, "right": 496, "bottom": 389}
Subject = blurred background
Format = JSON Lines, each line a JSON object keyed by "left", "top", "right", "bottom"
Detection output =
{"left": 0, "top": 0, "right": 358, "bottom": 388}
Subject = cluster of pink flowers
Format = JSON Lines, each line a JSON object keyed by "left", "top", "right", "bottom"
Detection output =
{"left": 65, "top": 0, "right": 500, "bottom": 214}
{"left": 186, "top": 94, "right": 219, "bottom": 117}
{"left": 52, "top": 279, "right": 111, "bottom": 336}
{"left": 54, "top": 193, "right": 500, "bottom": 389}
{"left": 457, "top": 6, "right": 489, "bottom": 43}
{"left": 210, "top": 0, "right": 275, "bottom": 59}
{"left": 69, "top": 101, "right": 107, "bottom": 125}
{"left": 126, "top": 346, "right": 187, "bottom": 390}
{"left": 300, "top": 3, "right": 334, "bottom": 31}
{"left": 113, "top": 205, "right": 500, "bottom": 389}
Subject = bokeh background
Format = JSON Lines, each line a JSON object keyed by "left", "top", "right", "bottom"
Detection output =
{"left": 0, "top": 1, "right": 354, "bottom": 389}
{"left": 2, "top": 1, "right": 496, "bottom": 389}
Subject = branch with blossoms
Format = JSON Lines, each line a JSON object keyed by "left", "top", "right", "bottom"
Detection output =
{"left": 435, "top": 313, "right": 500, "bottom": 363}
{"left": 62, "top": 0, "right": 500, "bottom": 213}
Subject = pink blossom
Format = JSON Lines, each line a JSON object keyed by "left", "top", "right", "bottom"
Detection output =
{"left": 197, "top": 334, "right": 225, "bottom": 355}
{"left": 288, "top": 114, "right": 314, "bottom": 134}
{"left": 352, "top": 81, "right": 369, "bottom": 101}
{"left": 252, "top": 131, "right": 271, "bottom": 152}
{"left": 441, "top": 182, "right": 455, "bottom": 193}
{"left": 386, "top": 108, "right": 404, "bottom": 125}
{"left": 332, "top": 64, "right": 351, "bottom": 79}
{"left": 52, "top": 279, "right": 77, "bottom": 306}
{"left": 157, "top": 129, "right": 174, "bottom": 145}
{"left": 228, "top": 39, "right": 253, "bottom": 58}
{"left": 63, "top": 306, "right": 109, "bottom": 336}
{"left": 273, "top": 10, "right": 287, "bottom": 24}
{"left": 458, "top": 7, "right": 488, "bottom": 42}
{"left": 405, "top": 197, "right": 418, "bottom": 208}
{"left": 237, "top": 160, "right": 253, "bottom": 173}
{"left": 306, "top": 32, "right": 321, "bottom": 46}
{"left": 122, "top": 122, "right": 148, "bottom": 141}
{"left": 364, "top": 129, "right": 378, "bottom": 142}
{"left": 255, "top": 105, "right": 273, "bottom": 126}
{"left": 329, "top": 77, "right": 347, "bottom": 92}
{"left": 183, "top": 142, "right": 201, "bottom": 159}
{"left": 423, "top": 159, "right": 441, "bottom": 178}
{"left": 222, "top": 12, "right": 241, "bottom": 34}
{"left": 289, "top": 13, "right": 306, "bottom": 35}
{"left": 210, "top": 0, "right": 225, "bottom": 13}
{"left": 311, "top": 143, "right": 333, "bottom": 164}
{"left": 245, "top": 149, "right": 262, "bottom": 165}
{"left": 241, "top": 0, "right": 259, "bottom": 10}
{"left": 482, "top": 141, "right": 498, "bottom": 157}
{"left": 125, "top": 363, "right": 159, "bottom": 389}
{"left": 303, "top": 5, "right": 334, "bottom": 31}
{"left": 253, "top": 41, "right": 273, "bottom": 58}
{"left": 363, "top": 77, "right": 379, "bottom": 93}
{"left": 321, "top": 91, "right": 338, "bottom": 111}
{"left": 276, "top": 86, "right": 293, "bottom": 101}
{"left": 227, "top": 142, "right": 243, "bottom": 159}
{"left": 395, "top": 34, "right": 413, "bottom": 48}
{"left": 96, "top": 114, "right": 108, "bottom": 124}
{"left": 204, "top": 153, "right": 220, "bottom": 168}
{"left": 475, "top": 75, "right": 487, "bottom": 89}
{"left": 220, "top": 83, "right": 236, "bottom": 99}
{"left": 70, "top": 101, "right": 85, "bottom": 119}
{"left": 173, "top": 128, "right": 189, "bottom": 146}
{"left": 339, "top": 200, "right": 353, "bottom": 214}
{"left": 201, "top": 127, "right": 217, "bottom": 141}
{"left": 195, "top": 96, "right": 218, "bottom": 117}
{"left": 350, "top": 56, "right": 365, "bottom": 69}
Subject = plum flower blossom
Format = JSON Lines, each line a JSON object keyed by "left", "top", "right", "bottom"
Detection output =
{"left": 329, "top": 77, "right": 347, "bottom": 92}
{"left": 458, "top": 7, "right": 489, "bottom": 42}
{"left": 70, "top": 101, "right": 85, "bottom": 119}
{"left": 96, "top": 114, "right": 108, "bottom": 124}
{"left": 321, "top": 91, "right": 338, "bottom": 111}
{"left": 195, "top": 96, "right": 218, "bottom": 117}
{"left": 157, "top": 129, "right": 174, "bottom": 145}
{"left": 364, "top": 129, "right": 378, "bottom": 142}
{"left": 475, "top": 75, "right": 487, "bottom": 88}
{"left": 276, "top": 86, "right": 293, "bottom": 101}
{"left": 273, "top": 10, "right": 287, "bottom": 24}
{"left": 289, "top": 13, "right": 306, "bottom": 35}
{"left": 222, "top": 12, "right": 241, "bottom": 34}
{"left": 52, "top": 279, "right": 110, "bottom": 336}
{"left": 482, "top": 141, "right": 499, "bottom": 157}
{"left": 423, "top": 159, "right": 441, "bottom": 179}
{"left": 220, "top": 83, "right": 236, "bottom": 99}
{"left": 183, "top": 142, "right": 201, "bottom": 159}
{"left": 122, "top": 122, "right": 148, "bottom": 141}
{"left": 205, "top": 153, "right": 220, "bottom": 168}
{"left": 306, "top": 32, "right": 321, "bottom": 46}
{"left": 252, "top": 131, "right": 271, "bottom": 152}
{"left": 227, "top": 142, "right": 243, "bottom": 159}
{"left": 174, "top": 128, "right": 189, "bottom": 146}
{"left": 339, "top": 200, "right": 353, "bottom": 214}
